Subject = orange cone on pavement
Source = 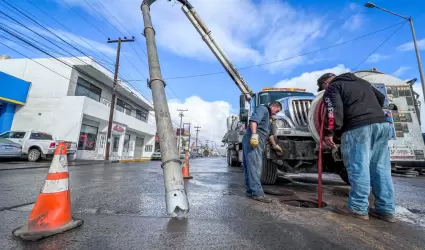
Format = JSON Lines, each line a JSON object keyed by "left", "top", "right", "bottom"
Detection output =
{"left": 12, "top": 142, "right": 83, "bottom": 241}
{"left": 182, "top": 152, "right": 193, "bottom": 179}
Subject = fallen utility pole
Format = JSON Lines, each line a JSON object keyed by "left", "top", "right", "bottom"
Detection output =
{"left": 141, "top": 0, "right": 189, "bottom": 217}
{"left": 105, "top": 36, "right": 135, "bottom": 161}
{"left": 177, "top": 109, "right": 188, "bottom": 153}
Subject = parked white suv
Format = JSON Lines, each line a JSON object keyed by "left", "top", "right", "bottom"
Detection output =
{"left": 0, "top": 130, "right": 77, "bottom": 162}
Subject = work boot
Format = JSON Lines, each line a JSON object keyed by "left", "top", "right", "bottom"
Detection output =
{"left": 369, "top": 208, "right": 396, "bottom": 223}
{"left": 251, "top": 195, "right": 272, "bottom": 203}
{"left": 333, "top": 205, "right": 369, "bottom": 220}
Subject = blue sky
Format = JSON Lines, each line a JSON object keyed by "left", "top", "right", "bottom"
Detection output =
{"left": 1, "top": 0, "right": 425, "bottom": 145}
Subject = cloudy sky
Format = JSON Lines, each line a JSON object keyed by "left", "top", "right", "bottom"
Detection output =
{"left": 1, "top": 0, "right": 425, "bottom": 149}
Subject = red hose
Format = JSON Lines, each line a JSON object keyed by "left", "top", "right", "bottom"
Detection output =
{"left": 317, "top": 101, "right": 325, "bottom": 208}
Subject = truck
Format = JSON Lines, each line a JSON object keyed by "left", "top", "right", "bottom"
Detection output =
{"left": 0, "top": 130, "right": 77, "bottom": 162}
{"left": 172, "top": 0, "right": 425, "bottom": 184}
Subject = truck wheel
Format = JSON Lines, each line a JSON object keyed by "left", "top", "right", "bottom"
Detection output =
{"left": 28, "top": 148, "right": 41, "bottom": 162}
{"left": 261, "top": 154, "right": 277, "bottom": 185}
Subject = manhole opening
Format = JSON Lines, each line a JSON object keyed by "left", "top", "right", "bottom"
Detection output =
{"left": 281, "top": 199, "right": 327, "bottom": 208}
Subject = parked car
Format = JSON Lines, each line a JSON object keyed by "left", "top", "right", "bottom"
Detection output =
{"left": 0, "top": 130, "right": 77, "bottom": 162}
{"left": 0, "top": 138, "right": 22, "bottom": 158}
{"left": 151, "top": 149, "right": 161, "bottom": 160}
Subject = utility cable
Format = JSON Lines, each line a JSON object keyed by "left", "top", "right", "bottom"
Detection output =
{"left": 23, "top": 0, "right": 115, "bottom": 65}
{"left": 82, "top": 0, "right": 150, "bottom": 76}
{"left": 1, "top": 1, "right": 116, "bottom": 74}
{"left": 353, "top": 20, "right": 408, "bottom": 70}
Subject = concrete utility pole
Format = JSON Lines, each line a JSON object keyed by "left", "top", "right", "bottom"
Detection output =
{"left": 194, "top": 126, "right": 201, "bottom": 150}
{"left": 141, "top": 1, "right": 189, "bottom": 217}
{"left": 177, "top": 109, "right": 188, "bottom": 153}
{"left": 105, "top": 36, "right": 135, "bottom": 161}
{"left": 365, "top": 2, "right": 425, "bottom": 100}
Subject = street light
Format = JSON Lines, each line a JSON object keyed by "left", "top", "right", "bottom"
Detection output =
{"left": 364, "top": 2, "right": 425, "bottom": 100}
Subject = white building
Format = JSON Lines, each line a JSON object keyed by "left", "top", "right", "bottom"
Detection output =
{"left": 0, "top": 56, "right": 156, "bottom": 160}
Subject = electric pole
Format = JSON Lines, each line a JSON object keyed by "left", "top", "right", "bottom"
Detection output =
{"left": 105, "top": 36, "right": 134, "bottom": 161}
{"left": 141, "top": 1, "right": 189, "bottom": 217}
{"left": 194, "top": 126, "right": 201, "bottom": 151}
{"left": 177, "top": 109, "right": 188, "bottom": 153}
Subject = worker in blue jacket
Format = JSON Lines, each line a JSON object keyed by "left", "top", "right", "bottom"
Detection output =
{"left": 242, "top": 101, "right": 283, "bottom": 203}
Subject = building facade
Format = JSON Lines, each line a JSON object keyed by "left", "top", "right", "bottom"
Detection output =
{"left": 0, "top": 56, "right": 156, "bottom": 160}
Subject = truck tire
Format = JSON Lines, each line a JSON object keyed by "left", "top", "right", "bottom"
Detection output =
{"left": 28, "top": 148, "right": 41, "bottom": 162}
{"left": 261, "top": 154, "right": 277, "bottom": 185}
{"left": 227, "top": 149, "right": 239, "bottom": 167}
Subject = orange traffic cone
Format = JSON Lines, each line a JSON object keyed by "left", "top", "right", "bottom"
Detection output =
{"left": 182, "top": 152, "right": 193, "bottom": 179}
{"left": 12, "top": 142, "right": 83, "bottom": 241}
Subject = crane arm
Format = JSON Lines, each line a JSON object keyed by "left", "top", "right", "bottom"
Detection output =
{"left": 175, "top": 0, "right": 254, "bottom": 100}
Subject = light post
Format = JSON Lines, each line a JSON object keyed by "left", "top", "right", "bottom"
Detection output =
{"left": 365, "top": 2, "right": 425, "bottom": 99}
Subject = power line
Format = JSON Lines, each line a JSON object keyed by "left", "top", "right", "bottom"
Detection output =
{"left": 353, "top": 20, "right": 408, "bottom": 70}
{"left": 82, "top": 0, "right": 150, "bottom": 76}
{"left": 1, "top": 1, "right": 116, "bottom": 73}
{"left": 124, "top": 21, "right": 406, "bottom": 81}
{"left": 1, "top": 2, "right": 146, "bottom": 97}
{"left": 93, "top": 0, "right": 149, "bottom": 58}
{"left": 24, "top": 0, "right": 115, "bottom": 65}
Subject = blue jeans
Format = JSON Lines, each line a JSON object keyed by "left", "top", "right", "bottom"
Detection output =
{"left": 242, "top": 131, "right": 266, "bottom": 197}
{"left": 341, "top": 122, "right": 396, "bottom": 215}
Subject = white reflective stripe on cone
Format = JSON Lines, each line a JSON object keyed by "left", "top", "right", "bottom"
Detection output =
{"left": 41, "top": 179, "right": 69, "bottom": 194}
{"left": 48, "top": 155, "right": 69, "bottom": 173}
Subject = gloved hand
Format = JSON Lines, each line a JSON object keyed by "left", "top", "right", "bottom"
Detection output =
{"left": 272, "top": 144, "right": 283, "bottom": 153}
{"left": 250, "top": 133, "right": 259, "bottom": 148}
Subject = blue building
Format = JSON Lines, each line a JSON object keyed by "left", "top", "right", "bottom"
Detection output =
{"left": 0, "top": 72, "right": 31, "bottom": 134}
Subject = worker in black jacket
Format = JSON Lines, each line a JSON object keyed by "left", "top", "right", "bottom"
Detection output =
{"left": 318, "top": 72, "right": 396, "bottom": 223}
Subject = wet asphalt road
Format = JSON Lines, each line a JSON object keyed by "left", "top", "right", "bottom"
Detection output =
{"left": 0, "top": 157, "right": 424, "bottom": 249}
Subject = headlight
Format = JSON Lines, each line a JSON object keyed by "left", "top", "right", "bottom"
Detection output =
{"left": 274, "top": 119, "right": 291, "bottom": 128}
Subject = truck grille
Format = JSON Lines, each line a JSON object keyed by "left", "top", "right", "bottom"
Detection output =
{"left": 291, "top": 100, "right": 312, "bottom": 127}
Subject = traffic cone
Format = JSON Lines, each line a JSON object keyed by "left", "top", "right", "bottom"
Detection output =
{"left": 182, "top": 152, "right": 193, "bottom": 179}
{"left": 12, "top": 142, "right": 83, "bottom": 241}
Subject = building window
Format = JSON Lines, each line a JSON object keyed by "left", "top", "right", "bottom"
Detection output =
{"left": 78, "top": 124, "right": 98, "bottom": 150}
{"left": 123, "top": 134, "right": 130, "bottom": 152}
{"left": 136, "top": 109, "right": 148, "bottom": 122}
{"left": 116, "top": 98, "right": 132, "bottom": 115}
{"left": 75, "top": 77, "right": 102, "bottom": 102}
{"left": 30, "top": 133, "right": 53, "bottom": 140}
{"left": 145, "top": 145, "right": 153, "bottom": 152}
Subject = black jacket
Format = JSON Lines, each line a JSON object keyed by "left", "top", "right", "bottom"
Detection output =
{"left": 323, "top": 72, "right": 387, "bottom": 136}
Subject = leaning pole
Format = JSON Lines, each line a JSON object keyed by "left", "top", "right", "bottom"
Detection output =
{"left": 141, "top": 0, "right": 189, "bottom": 217}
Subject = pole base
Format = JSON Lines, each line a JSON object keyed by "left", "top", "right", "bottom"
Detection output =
{"left": 12, "top": 218, "right": 84, "bottom": 241}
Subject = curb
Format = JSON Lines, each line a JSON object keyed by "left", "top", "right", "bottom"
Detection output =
{"left": 118, "top": 158, "right": 151, "bottom": 163}
{"left": 0, "top": 161, "right": 109, "bottom": 171}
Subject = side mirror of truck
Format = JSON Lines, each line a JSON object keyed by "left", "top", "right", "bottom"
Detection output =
{"left": 239, "top": 94, "right": 249, "bottom": 122}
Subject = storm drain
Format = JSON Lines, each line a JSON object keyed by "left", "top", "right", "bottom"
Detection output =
{"left": 280, "top": 199, "right": 327, "bottom": 208}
